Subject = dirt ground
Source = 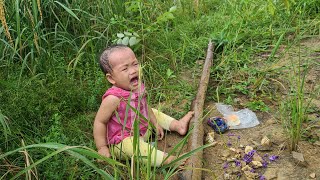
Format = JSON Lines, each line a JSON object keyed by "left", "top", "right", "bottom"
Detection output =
{"left": 157, "top": 37, "right": 320, "bottom": 180}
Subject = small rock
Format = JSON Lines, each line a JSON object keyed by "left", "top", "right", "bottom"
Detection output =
{"left": 309, "top": 172, "right": 316, "bottom": 179}
{"left": 239, "top": 144, "right": 245, "bottom": 148}
{"left": 250, "top": 161, "right": 263, "bottom": 168}
{"left": 313, "top": 141, "right": 320, "bottom": 147}
{"left": 206, "top": 132, "right": 215, "bottom": 144}
{"left": 226, "top": 158, "right": 236, "bottom": 162}
{"left": 222, "top": 150, "right": 231, "bottom": 158}
{"left": 243, "top": 170, "right": 259, "bottom": 179}
{"left": 292, "top": 151, "right": 304, "bottom": 162}
{"left": 234, "top": 153, "right": 241, "bottom": 159}
{"left": 292, "top": 151, "right": 308, "bottom": 167}
{"left": 245, "top": 146, "right": 254, "bottom": 154}
{"left": 241, "top": 165, "right": 252, "bottom": 172}
{"left": 263, "top": 168, "right": 278, "bottom": 180}
{"left": 253, "top": 153, "right": 263, "bottom": 162}
{"left": 261, "top": 136, "right": 271, "bottom": 147}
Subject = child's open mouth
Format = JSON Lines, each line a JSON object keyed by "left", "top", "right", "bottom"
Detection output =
{"left": 130, "top": 76, "right": 139, "bottom": 86}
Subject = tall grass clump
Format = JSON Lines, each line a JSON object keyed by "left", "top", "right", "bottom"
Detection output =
{"left": 279, "top": 2, "right": 319, "bottom": 151}
{"left": 279, "top": 20, "right": 307, "bottom": 151}
{"left": 280, "top": 50, "right": 308, "bottom": 151}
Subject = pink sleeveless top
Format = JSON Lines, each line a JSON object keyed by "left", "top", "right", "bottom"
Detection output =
{"left": 102, "top": 84, "right": 149, "bottom": 145}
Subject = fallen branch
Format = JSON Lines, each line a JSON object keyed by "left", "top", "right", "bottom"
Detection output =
{"left": 180, "top": 40, "right": 215, "bottom": 180}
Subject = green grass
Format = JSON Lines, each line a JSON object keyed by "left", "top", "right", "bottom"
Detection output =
{"left": 0, "top": 0, "right": 320, "bottom": 178}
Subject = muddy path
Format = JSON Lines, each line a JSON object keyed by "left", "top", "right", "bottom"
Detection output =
{"left": 157, "top": 37, "right": 320, "bottom": 180}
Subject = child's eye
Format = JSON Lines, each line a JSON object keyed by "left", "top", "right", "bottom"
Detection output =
{"left": 122, "top": 68, "right": 128, "bottom": 71}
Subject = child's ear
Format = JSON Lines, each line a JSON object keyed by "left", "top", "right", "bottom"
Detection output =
{"left": 106, "top": 74, "right": 115, "bottom": 85}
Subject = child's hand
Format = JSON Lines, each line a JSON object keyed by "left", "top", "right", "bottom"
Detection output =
{"left": 98, "top": 146, "right": 111, "bottom": 158}
{"left": 155, "top": 124, "right": 164, "bottom": 140}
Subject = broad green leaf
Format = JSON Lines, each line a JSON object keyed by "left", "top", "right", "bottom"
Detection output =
{"left": 129, "top": 37, "right": 137, "bottom": 46}
{"left": 124, "top": 31, "right": 132, "bottom": 36}
{"left": 117, "top": 39, "right": 122, "bottom": 44}
{"left": 122, "top": 37, "right": 129, "bottom": 45}
{"left": 133, "top": 32, "right": 140, "bottom": 37}
{"left": 117, "top": 33, "right": 124, "bottom": 38}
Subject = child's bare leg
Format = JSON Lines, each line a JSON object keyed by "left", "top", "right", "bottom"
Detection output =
{"left": 169, "top": 111, "right": 194, "bottom": 135}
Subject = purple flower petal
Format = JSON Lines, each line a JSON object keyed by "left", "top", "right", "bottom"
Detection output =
{"left": 243, "top": 154, "right": 253, "bottom": 164}
{"left": 235, "top": 160, "right": 241, "bottom": 167}
{"left": 250, "top": 169, "right": 255, "bottom": 173}
{"left": 260, "top": 175, "right": 266, "bottom": 180}
{"left": 237, "top": 135, "right": 241, "bottom": 140}
{"left": 243, "top": 150, "right": 256, "bottom": 164}
{"left": 223, "top": 162, "right": 229, "bottom": 169}
{"left": 248, "top": 150, "right": 256, "bottom": 156}
{"left": 262, "top": 161, "right": 268, "bottom": 168}
{"left": 227, "top": 141, "right": 232, "bottom": 147}
{"left": 269, "top": 155, "right": 279, "bottom": 161}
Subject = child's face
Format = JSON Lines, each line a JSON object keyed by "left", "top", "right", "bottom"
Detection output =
{"left": 107, "top": 48, "right": 140, "bottom": 91}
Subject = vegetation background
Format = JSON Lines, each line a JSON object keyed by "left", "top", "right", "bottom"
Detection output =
{"left": 0, "top": 0, "right": 319, "bottom": 179}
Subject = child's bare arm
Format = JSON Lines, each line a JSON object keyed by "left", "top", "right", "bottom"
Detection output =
{"left": 148, "top": 107, "right": 164, "bottom": 140}
{"left": 93, "top": 95, "right": 120, "bottom": 157}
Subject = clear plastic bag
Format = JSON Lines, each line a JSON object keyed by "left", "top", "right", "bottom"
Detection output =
{"left": 216, "top": 103, "right": 260, "bottom": 129}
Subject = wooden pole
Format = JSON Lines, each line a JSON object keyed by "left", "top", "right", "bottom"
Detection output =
{"left": 180, "top": 41, "right": 214, "bottom": 180}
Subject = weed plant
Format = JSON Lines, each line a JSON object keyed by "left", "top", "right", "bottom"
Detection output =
{"left": 0, "top": 0, "right": 319, "bottom": 178}
{"left": 279, "top": 11, "right": 319, "bottom": 151}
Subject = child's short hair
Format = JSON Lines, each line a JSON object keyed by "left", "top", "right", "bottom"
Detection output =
{"left": 99, "top": 44, "right": 129, "bottom": 74}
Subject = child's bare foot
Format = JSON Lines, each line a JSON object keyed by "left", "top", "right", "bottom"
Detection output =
{"left": 170, "top": 111, "right": 194, "bottom": 135}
